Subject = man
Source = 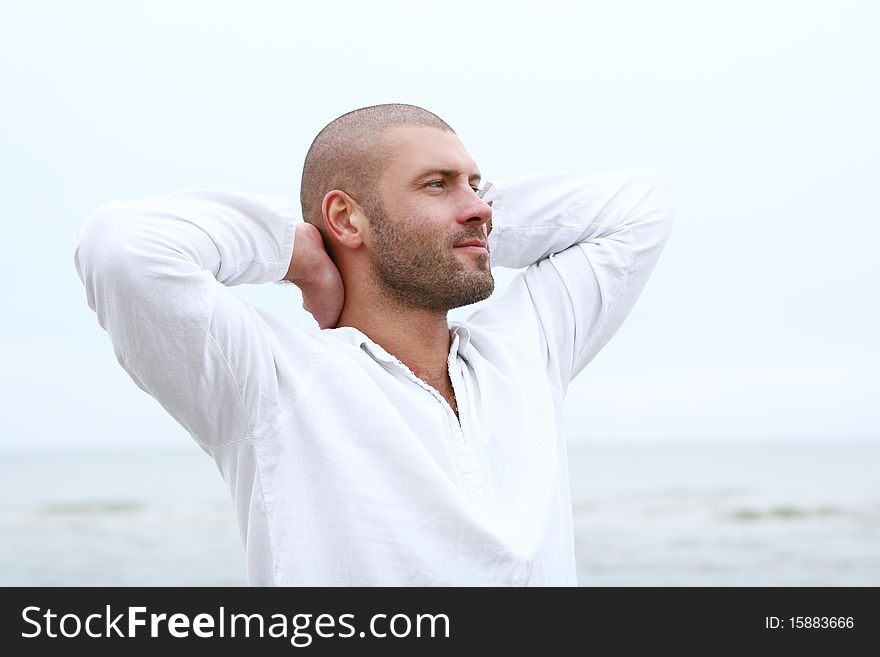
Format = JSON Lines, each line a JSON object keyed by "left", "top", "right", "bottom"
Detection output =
{"left": 75, "top": 103, "right": 673, "bottom": 585}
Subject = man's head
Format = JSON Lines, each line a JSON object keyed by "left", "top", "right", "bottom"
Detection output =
{"left": 301, "top": 104, "right": 454, "bottom": 227}
{"left": 300, "top": 104, "right": 494, "bottom": 312}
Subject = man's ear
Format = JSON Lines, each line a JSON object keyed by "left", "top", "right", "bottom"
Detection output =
{"left": 322, "top": 190, "right": 367, "bottom": 250}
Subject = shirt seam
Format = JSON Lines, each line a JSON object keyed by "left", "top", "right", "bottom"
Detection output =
{"left": 251, "top": 346, "right": 318, "bottom": 438}
{"left": 199, "top": 317, "right": 316, "bottom": 449}
{"left": 573, "top": 233, "right": 634, "bottom": 367}
{"left": 201, "top": 332, "right": 257, "bottom": 447}
{"left": 251, "top": 441, "right": 279, "bottom": 586}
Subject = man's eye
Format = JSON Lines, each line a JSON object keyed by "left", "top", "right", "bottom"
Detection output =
{"left": 427, "top": 180, "right": 444, "bottom": 188}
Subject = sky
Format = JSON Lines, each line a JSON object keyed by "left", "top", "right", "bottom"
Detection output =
{"left": 1, "top": 0, "right": 878, "bottom": 449}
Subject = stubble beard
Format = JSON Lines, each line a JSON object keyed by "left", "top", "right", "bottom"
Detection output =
{"left": 366, "top": 198, "right": 495, "bottom": 312}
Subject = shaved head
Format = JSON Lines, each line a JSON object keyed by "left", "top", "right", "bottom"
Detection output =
{"left": 300, "top": 104, "right": 455, "bottom": 230}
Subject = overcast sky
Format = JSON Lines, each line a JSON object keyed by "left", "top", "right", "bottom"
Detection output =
{"left": 1, "top": 0, "right": 877, "bottom": 449}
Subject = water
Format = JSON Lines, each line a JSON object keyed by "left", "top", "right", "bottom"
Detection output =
{"left": 1, "top": 442, "right": 877, "bottom": 586}
{"left": 568, "top": 442, "right": 880, "bottom": 586}
{"left": 0, "top": 448, "right": 243, "bottom": 586}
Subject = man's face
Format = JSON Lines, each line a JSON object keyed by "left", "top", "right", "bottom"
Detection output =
{"left": 364, "top": 126, "right": 495, "bottom": 311}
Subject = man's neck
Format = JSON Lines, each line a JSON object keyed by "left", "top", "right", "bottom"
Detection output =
{"left": 336, "top": 293, "right": 452, "bottom": 388}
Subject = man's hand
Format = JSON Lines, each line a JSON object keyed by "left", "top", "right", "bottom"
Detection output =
{"left": 285, "top": 223, "right": 344, "bottom": 329}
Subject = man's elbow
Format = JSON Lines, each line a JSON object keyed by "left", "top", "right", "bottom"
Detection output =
{"left": 74, "top": 200, "right": 143, "bottom": 293}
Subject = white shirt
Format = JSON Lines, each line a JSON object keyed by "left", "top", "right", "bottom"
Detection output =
{"left": 75, "top": 170, "right": 673, "bottom": 586}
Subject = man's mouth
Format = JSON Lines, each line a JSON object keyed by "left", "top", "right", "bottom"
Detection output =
{"left": 453, "top": 239, "right": 488, "bottom": 253}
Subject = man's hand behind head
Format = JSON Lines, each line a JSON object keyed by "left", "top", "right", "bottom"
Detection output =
{"left": 285, "top": 222, "right": 344, "bottom": 329}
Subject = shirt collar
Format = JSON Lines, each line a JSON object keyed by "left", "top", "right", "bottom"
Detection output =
{"left": 449, "top": 322, "right": 472, "bottom": 358}
{"left": 327, "top": 324, "right": 471, "bottom": 364}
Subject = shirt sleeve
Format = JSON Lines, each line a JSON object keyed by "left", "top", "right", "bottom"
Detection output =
{"left": 74, "top": 188, "right": 309, "bottom": 447}
{"left": 474, "top": 169, "right": 674, "bottom": 394}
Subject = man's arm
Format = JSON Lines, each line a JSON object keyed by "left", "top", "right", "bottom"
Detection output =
{"left": 475, "top": 169, "right": 674, "bottom": 392}
{"left": 74, "top": 188, "right": 333, "bottom": 447}
{"left": 284, "top": 223, "right": 344, "bottom": 330}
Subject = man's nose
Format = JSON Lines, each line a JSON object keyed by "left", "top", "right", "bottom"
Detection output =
{"left": 458, "top": 192, "right": 493, "bottom": 228}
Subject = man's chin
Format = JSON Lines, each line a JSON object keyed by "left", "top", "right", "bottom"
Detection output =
{"left": 458, "top": 251, "right": 491, "bottom": 273}
{"left": 447, "top": 276, "right": 495, "bottom": 309}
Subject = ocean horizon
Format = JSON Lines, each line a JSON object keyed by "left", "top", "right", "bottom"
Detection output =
{"left": 2, "top": 441, "right": 877, "bottom": 586}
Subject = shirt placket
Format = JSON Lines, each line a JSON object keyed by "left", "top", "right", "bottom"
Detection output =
{"left": 361, "top": 333, "right": 489, "bottom": 517}
{"left": 370, "top": 335, "right": 490, "bottom": 516}
{"left": 445, "top": 348, "right": 491, "bottom": 516}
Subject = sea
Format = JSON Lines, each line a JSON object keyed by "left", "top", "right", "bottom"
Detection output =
{"left": 1, "top": 441, "right": 877, "bottom": 586}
